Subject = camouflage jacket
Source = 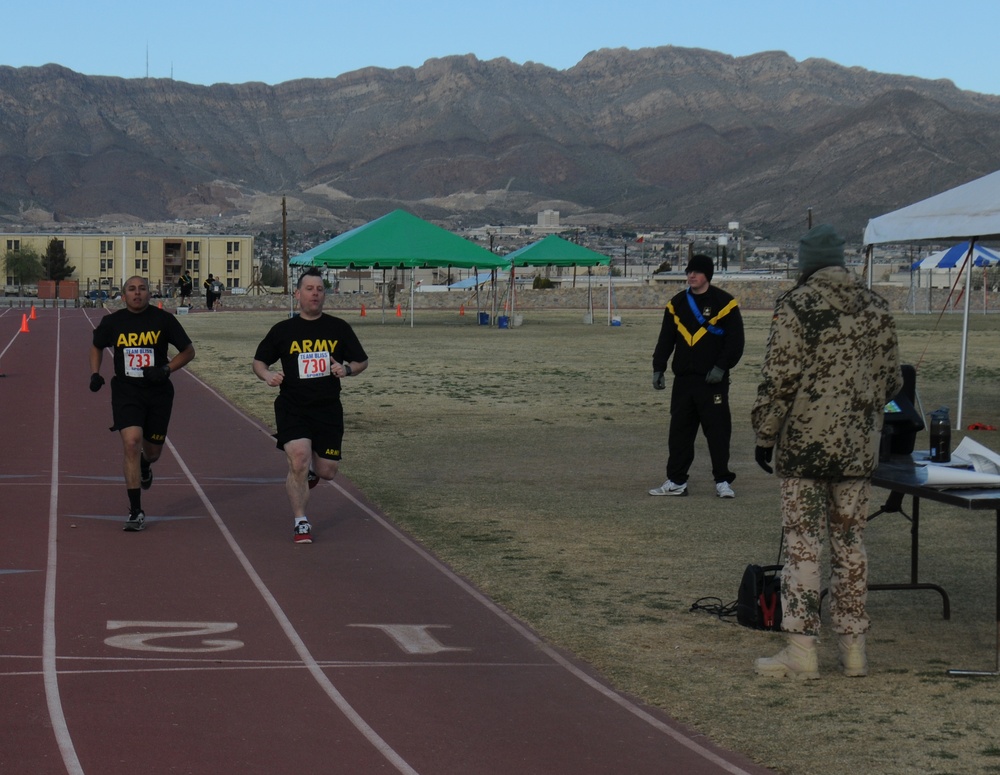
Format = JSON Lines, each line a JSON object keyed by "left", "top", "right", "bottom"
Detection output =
{"left": 751, "top": 266, "right": 902, "bottom": 479}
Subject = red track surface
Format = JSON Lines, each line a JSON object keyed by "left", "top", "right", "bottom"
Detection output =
{"left": 0, "top": 306, "right": 773, "bottom": 774}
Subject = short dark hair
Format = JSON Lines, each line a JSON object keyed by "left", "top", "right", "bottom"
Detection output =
{"left": 296, "top": 267, "right": 323, "bottom": 289}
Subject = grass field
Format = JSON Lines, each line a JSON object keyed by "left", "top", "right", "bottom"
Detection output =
{"left": 183, "top": 306, "right": 1000, "bottom": 775}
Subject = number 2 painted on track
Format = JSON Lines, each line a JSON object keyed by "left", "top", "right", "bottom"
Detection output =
{"left": 105, "top": 621, "right": 244, "bottom": 653}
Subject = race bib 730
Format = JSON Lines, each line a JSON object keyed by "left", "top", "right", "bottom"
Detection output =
{"left": 297, "top": 351, "right": 330, "bottom": 379}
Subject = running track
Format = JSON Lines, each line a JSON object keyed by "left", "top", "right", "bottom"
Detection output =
{"left": 0, "top": 306, "right": 773, "bottom": 775}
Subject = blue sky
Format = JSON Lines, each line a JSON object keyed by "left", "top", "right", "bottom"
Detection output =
{"left": 6, "top": 1, "right": 999, "bottom": 95}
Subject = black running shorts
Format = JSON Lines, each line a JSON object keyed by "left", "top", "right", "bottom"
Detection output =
{"left": 109, "top": 378, "right": 175, "bottom": 445}
{"left": 273, "top": 394, "right": 344, "bottom": 460}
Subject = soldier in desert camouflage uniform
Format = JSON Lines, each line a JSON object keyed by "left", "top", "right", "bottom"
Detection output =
{"left": 751, "top": 224, "right": 902, "bottom": 679}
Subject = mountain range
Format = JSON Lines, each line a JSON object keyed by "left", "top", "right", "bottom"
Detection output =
{"left": 2, "top": 46, "right": 1000, "bottom": 238}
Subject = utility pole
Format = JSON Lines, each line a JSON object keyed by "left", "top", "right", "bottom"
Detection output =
{"left": 282, "top": 196, "right": 288, "bottom": 294}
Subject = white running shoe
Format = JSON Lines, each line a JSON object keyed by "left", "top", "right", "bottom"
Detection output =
{"left": 123, "top": 510, "right": 146, "bottom": 532}
{"left": 716, "top": 481, "right": 736, "bottom": 498}
{"left": 648, "top": 480, "right": 688, "bottom": 496}
{"left": 293, "top": 520, "right": 313, "bottom": 544}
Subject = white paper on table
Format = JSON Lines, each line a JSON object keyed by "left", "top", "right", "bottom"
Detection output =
{"left": 950, "top": 436, "right": 1000, "bottom": 475}
{"left": 920, "top": 462, "right": 1000, "bottom": 488}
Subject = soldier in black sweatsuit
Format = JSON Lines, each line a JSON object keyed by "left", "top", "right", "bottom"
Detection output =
{"left": 650, "top": 254, "right": 745, "bottom": 496}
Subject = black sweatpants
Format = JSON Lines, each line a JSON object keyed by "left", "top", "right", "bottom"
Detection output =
{"left": 665, "top": 373, "right": 734, "bottom": 485}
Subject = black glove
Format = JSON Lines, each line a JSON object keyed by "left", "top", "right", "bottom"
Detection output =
{"left": 89, "top": 373, "right": 105, "bottom": 392}
{"left": 705, "top": 366, "right": 725, "bottom": 384}
{"left": 652, "top": 371, "right": 666, "bottom": 390}
{"left": 755, "top": 445, "right": 774, "bottom": 474}
{"left": 143, "top": 364, "right": 171, "bottom": 383}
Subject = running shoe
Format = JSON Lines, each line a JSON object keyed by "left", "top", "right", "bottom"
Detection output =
{"left": 307, "top": 470, "right": 319, "bottom": 489}
{"left": 716, "top": 481, "right": 736, "bottom": 499}
{"left": 293, "top": 520, "right": 313, "bottom": 544}
{"left": 124, "top": 510, "right": 146, "bottom": 532}
{"left": 140, "top": 464, "right": 153, "bottom": 491}
{"left": 648, "top": 479, "right": 688, "bottom": 496}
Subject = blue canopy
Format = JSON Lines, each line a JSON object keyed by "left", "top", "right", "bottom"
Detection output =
{"left": 911, "top": 241, "right": 1000, "bottom": 269}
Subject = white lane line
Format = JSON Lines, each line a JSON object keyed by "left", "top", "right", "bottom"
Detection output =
{"left": 44, "top": 308, "right": 85, "bottom": 775}
{"left": 165, "top": 436, "right": 421, "bottom": 775}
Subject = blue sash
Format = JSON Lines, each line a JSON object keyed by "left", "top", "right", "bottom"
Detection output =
{"left": 686, "top": 290, "right": 724, "bottom": 336}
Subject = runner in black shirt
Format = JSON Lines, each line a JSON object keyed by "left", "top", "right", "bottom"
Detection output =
{"left": 90, "top": 275, "right": 196, "bottom": 531}
{"left": 253, "top": 267, "right": 369, "bottom": 543}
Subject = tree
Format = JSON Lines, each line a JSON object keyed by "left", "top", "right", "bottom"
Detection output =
{"left": 44, "top": 238, "right": 75, "bottom": 281}
{"left": 2, "top": 245, "right": 44, "bottom": 291}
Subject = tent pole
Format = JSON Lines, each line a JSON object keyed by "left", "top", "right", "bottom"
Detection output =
{"left": 607, "top": 271, "right": 612, "bottom": 325}
{"left": 957, "top": 240, "right": 977, "bottom": 428}
{"left": 511, "top": 267, "right": 517, "bottom": 329}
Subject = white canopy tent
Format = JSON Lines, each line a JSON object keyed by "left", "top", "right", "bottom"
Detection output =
{"left": 863, "top": 169, "right": 1000, "bottom": 427}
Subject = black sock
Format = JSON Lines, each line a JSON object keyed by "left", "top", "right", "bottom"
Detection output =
{"left": 127, "top": 488, "right": 142, "bottom": 515}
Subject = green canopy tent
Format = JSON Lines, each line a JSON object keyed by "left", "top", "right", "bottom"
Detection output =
{"left": 289, "top": 209, "right": 507, "bottom": 324}
{"left": 503, "top": 234, "right": 615, "bottom": 325}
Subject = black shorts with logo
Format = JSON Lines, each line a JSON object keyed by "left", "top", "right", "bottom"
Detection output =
{"left": 273, "top": 393, "right": 344, "bottom": 460}
{"left": 110, "top": 377, "right": 175, "bottom": 444}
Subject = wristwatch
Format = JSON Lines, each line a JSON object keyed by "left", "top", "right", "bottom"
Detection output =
{"left": 343, "top": 362, "right": 352, "bottom": 376}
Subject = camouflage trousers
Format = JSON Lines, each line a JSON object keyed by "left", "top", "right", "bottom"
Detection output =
{"left": 779, "top": 476, "right": 871, "bottom": 637}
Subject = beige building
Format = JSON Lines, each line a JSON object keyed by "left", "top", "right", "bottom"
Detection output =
{"left": 2, "top": 233, "right": 254, "bottom": 296}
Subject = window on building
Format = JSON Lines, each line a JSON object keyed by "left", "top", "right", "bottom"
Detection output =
{"left": 186, "top": 241, "right": 201, "bottom": 254}
{"left": 6, "top": 239, "right": 20, "bottom": 252}
{"left": 135, "top": 259, "right": 148, "bottom": 272}
{"left": 100, "top": 259, "right": 114, "bottom": 274}
{"left": 100, "top": 240, "right": 114, "bottom": 255}
{"left": 135, "top": 240, "right": 149, "bottom": 255}
{"left": 227, "top": 259, "right": 240, "bottom": 273}
{"left": 227, "top": 241, "right": 240, "bottom": 255}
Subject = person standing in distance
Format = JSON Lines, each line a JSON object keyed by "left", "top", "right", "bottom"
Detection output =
{"left": 89, "top": 275, "right": 196, "bottom": 531}
{"left": 649, "top": 253, "right": 744, "bottom": 498}
{"left": 252, "top": 267, "right": 369, "bottom": 544}
{"left": 751, "top": 224, "right": 901, "bottom": 679}
{"left": 204, "top": 273, "right": 219, "bottom": 311}
{"left": 178, "top": 269, "right": 193, "bottom": 306}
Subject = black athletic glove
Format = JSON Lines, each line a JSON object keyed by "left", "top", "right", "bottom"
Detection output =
{"left": 89, "top": 373, "right": 105, "bottom": 392}
{"left": 652, "top": 371, "right": 666, "bottom": 390}
{"left": 755, "top": 445, "right": 774, "bottom": 474}
{"left": 705, "top": 366, "right": 725, "bottom": 384}
{"left": 143, "top": 364, "right": 171, "bottom": 383}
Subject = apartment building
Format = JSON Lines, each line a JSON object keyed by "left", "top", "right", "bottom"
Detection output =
{"left": 2, "top": 233, "right": 254, "bottom": 295}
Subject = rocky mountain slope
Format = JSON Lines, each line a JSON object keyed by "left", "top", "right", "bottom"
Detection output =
{"left": 1, "top": 46, "right": 999, "bottom": 237}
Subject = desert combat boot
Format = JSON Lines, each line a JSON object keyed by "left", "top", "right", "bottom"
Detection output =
{"left": 838, "top": 633, "right": 869, "bottom": 677}
{"left": 754, "top": 634, "right": 820, "bottom": 680}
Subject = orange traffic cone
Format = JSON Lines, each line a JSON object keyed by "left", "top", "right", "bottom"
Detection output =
{"left": 360, "top": 304, "right": 366, "bottom": 317}
{"left": 158, "top": 300, "right": 163, "bottom": 309}
{"left": 20, "top": 314, "right": 29, "bottom": 333}
{"left": 29, "top": 304, "right": 37, "bottom": 320}
{"left": 459, "top": 304, "right": 465, "bottom": 316}
{"left": 396, "top": 304, "right": 402, "bottom": 317}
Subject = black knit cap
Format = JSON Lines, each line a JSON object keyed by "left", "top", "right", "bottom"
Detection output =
{"left": 685, "top": 254, "right": 714, "bottom": 282}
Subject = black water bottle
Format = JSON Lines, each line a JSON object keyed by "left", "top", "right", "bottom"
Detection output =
{"left": 929, "top": 407, "right": 951, "bottom": 463}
